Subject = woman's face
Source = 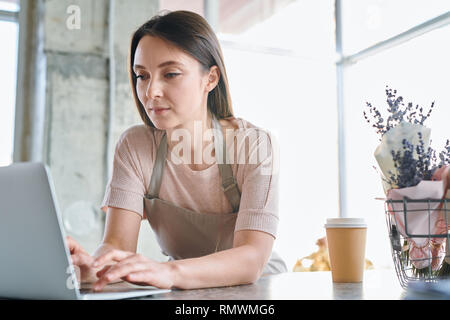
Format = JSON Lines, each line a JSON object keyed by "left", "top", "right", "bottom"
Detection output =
{"left": 133, "top": 35, "right": 213, "bottom": 130}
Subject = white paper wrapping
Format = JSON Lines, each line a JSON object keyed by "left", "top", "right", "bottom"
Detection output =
{"left": 374, "top": 122, "right": 431, "bottom": 192}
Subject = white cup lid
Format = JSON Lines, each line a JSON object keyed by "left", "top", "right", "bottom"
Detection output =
{"left": 324, "top": 218, "right": 367, "bottom": 228}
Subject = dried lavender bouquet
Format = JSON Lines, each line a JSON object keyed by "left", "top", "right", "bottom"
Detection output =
{"left": 364, "top": 86, "right": 450, "bottom": 277}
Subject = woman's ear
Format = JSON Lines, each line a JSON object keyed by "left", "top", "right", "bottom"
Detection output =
{"left": 205, "top": 66, "right": 220, "bottom": 92}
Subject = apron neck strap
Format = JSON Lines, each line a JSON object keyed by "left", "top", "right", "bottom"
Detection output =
{"left": 147, "top": 131, "right": 168, "bottom": 199}
{"left": 211, "top": 114, "right": 241, "bottom": 212}
{"left": 146, "top": 113, "right": 241, "bottom": 212}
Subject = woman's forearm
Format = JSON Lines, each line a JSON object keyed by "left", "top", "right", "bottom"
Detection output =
{"left": 168, "top": 245, "right": 264, "bottom": 290}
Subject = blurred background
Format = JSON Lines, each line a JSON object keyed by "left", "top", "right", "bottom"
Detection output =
{"left": 1, "top": 0, "right": 449, "bottom": 271}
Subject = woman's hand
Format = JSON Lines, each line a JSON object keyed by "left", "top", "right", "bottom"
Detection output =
{"left": 91, "top": 249, "right": 177, "bottom": 291}
{"left": 66, "top": 236, "right": 99, "bottom": 284}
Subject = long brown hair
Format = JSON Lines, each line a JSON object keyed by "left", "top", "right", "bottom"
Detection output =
{"left": 128, "top": 10, "right": 234, "bottom": 127}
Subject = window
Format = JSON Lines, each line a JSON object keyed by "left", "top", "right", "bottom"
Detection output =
{"left": 217, "top": 0, "right": 337, "bottom": 269}
{"left": 341, "top": 0, "right": 450, "bottom": 55}
{"left": 0, "top": 0, "right": 19, "bottom": 167}
{"left": 159, "top": 0, "right": 204, "bottom": 16}
{"left": 341, "top": 2, "right": 450, "bottom": 267}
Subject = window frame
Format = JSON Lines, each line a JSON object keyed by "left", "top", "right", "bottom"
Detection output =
{"left": 11, "top": 0, "right": 47, "bottom": 163}
{"left": 335, "top": 1, "right": 450, "bottom": 217}
{"left": 0, "top": 8, "right": 18, "bottom": 22}
{"left": 0, "top": 3, "right": 19, "bottom": 166}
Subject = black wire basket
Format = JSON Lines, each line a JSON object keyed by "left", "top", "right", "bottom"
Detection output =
{"left": 384, "top": 198, "right": 450, "bottom": 289}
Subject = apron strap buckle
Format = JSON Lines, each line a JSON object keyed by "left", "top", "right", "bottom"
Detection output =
{"left": 221, "top": 176, "right": 238, "bottom": 192}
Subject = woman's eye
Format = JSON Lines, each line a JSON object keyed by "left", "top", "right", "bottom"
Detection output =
{"left": 136, "top": 74, "right": 148, "bottom": 80}
{"left": 165, "top": 73, "right": 180, "bottom": 79}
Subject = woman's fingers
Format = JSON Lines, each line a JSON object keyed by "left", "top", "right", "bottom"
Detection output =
{"left": 92, "top": 249, "right": 135, "bottom": 268}
{"left": 96, "top": 265, "right": 114, "bottom": 278}
{"left": 66, "top": 236, "right": 79, "bottom": 254}
{"left": 96, "top": 254, "right": 147, "bottom": 278}
{"left": 125, "top": 269, "right": 172, "bottom": 289}
{"left": 70, "top": 252, "right": 94, "bottom": 267}
{"left": 93, "top": 262, "right": 147, "bottom": 292}
{"left": 66, "top": 236, "right": 88, "bottom": 255}
{"left": 125, "top": 270, "right": 156, "bottom": 284}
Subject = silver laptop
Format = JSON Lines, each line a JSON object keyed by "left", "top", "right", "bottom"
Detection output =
{"left": 0, "top": 162, "right": 171, "bottom": 300}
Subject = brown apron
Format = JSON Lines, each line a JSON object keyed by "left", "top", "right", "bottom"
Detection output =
{"left": 143, "top": 114, "right": 287, "bottom": 274}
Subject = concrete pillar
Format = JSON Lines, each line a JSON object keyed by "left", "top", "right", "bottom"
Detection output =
{"left": 13, "top": 0, "right": 46, "bottom": 164}
{"left": 36, "top": 0, "right": 165, "bottom": 260}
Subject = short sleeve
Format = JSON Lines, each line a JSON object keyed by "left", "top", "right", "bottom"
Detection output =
{"left": 100, "top": 126, "right": 151, "bottom": 218}
{"left": 234, "top": 129, "right": 280, "bottom": 238}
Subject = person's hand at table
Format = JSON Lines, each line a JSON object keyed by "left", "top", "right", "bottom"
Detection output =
{"left": 91, "top": 249, "right": 176, "bottom": 292}
{"left": 66, "top": 236, "right": 99, "bottom": 284}
{"left": 66, "top": 236, "right": 117, "bottom": 284}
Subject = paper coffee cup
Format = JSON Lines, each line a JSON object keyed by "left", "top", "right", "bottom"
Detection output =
{"left": 325, "top": 218, "right": 367, "bottom": 283}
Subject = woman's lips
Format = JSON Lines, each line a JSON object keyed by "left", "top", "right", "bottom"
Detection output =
{"left": 151, "top": 108, "right": 170, "bottom": 115}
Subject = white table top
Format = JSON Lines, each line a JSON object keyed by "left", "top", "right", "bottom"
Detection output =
{"left": 142, "top": 268, "right": 407, "bottom": 300}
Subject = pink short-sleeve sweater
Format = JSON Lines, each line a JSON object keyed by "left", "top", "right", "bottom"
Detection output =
{"left": 101, "top": 117, "right": 279, "bottom": 238}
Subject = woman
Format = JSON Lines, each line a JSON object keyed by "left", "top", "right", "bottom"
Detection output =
{"left": 68, "top": 10, "right": 287, "bottom": 292}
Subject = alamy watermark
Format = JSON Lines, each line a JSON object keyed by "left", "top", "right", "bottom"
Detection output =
{"left": 66, "top": 264, "right": 81, "bottom": 290}
{"left": 66, "top": 5, "right": 81, "bottom": 30}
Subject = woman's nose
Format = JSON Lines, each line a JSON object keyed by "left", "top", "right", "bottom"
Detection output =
{"left": 146, "top": 79, "right": 163, "bottom": 99}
